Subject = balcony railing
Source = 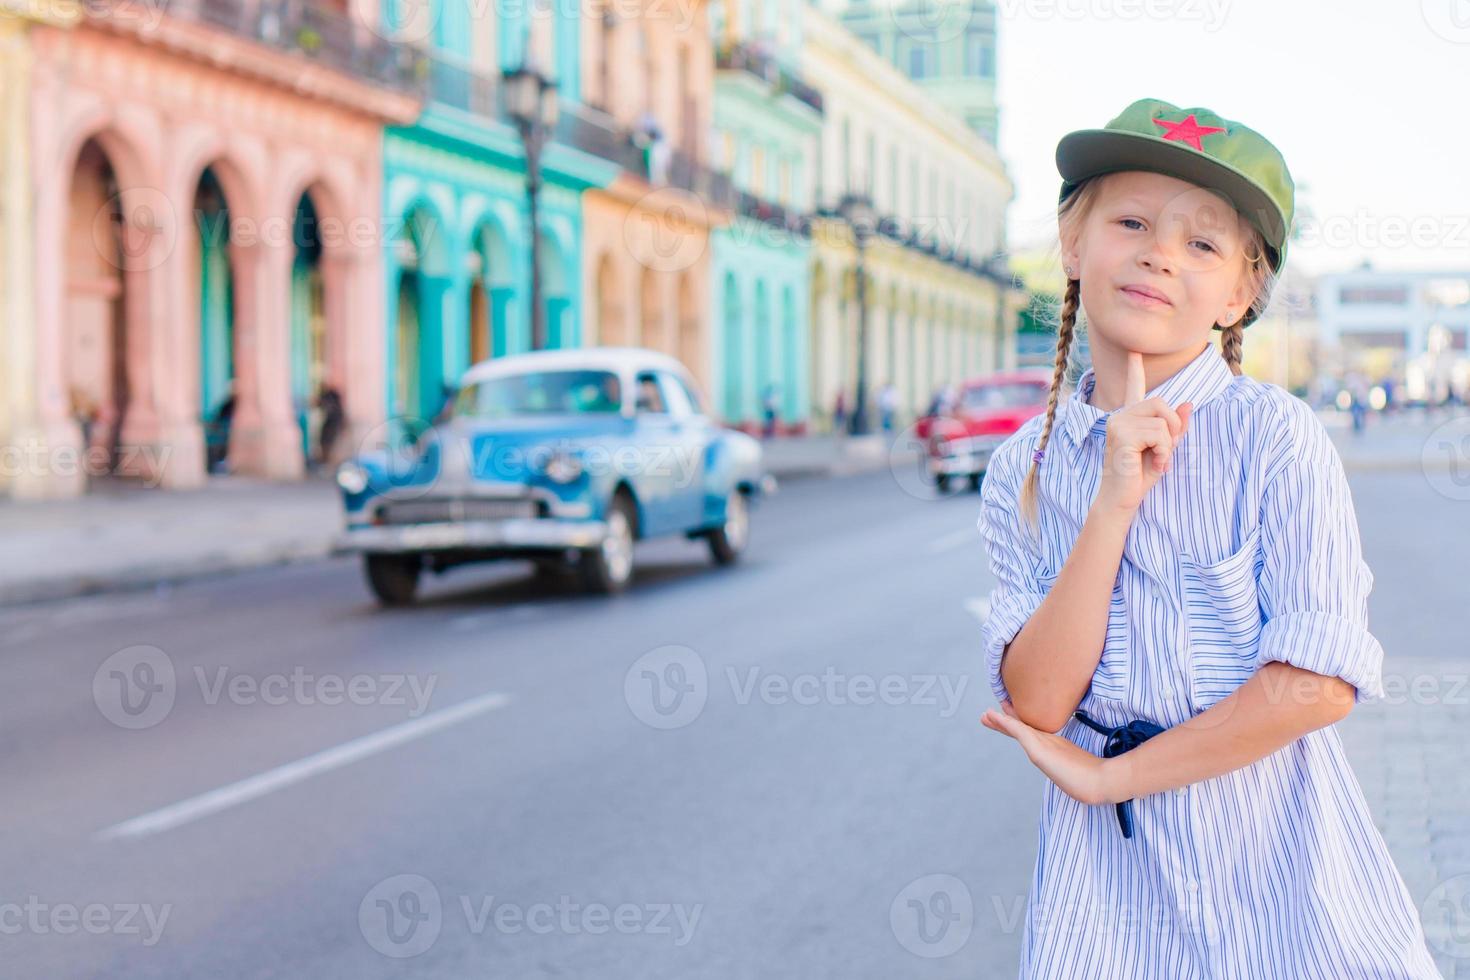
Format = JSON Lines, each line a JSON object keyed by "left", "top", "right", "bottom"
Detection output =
{"left": 425, "top": 51, "right": 502, "bottom": 119}
{"left": 554, "top": 102, "right": 648, "bottom": 174}
{"left": 736, "top": 190, "right": 809, "bottom": 236}
{"left": 667, "top": 150, "right": 737, "bottom": 211}
{"left": 716, "top": 39, "right": 824, "bottom": 115}
{"left": 150, "top": 0, "right": 428, "bottom": 95}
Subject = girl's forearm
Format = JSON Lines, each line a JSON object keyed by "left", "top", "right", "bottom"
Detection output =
{"left": 1104, "top": 661, "right": 1356, "bottom": 802}
{"left": 1001, "top": 502, "right": 1135, "bottom": 733}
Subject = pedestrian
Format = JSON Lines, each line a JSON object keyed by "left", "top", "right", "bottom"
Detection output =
{"left": 832, "top": 390, "right": 846, "bottom": 435}
{"left": 762, "top": 382, "right": 780, "bottom": 438}
{"left": 974, "top": 99, "right": 1439, "bottom": 976}
{"left": 316, "top": 385, "right": 345, "bottom": 467}
{"left": 877, "top": 381, "right": 897, "bottom": 432}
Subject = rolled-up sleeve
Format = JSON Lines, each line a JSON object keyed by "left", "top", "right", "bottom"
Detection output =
{"left": 1254, "top": 397, "right": 1385, "bottom": 704}
{"left": 975, "top": 441, "right": 1051, "bottom": 706}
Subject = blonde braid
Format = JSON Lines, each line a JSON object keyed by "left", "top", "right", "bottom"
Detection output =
{"left": 1019, "top": 276, "right": 1080, "bottom": 531}
{"left": 1219, "top": 321, "right": 1245, "bottom": 376}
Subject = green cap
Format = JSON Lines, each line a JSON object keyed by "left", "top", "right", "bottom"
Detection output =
{"left": 1056, "top": 98, "right": 1295, "bottom": 319}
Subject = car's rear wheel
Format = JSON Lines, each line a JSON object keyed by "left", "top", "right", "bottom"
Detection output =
{"left": 364, "top": 554, "right": 421, "bottom": 606}
{"left": 935, "top": 473, "right": 951, "bottom": 493}
{"left": 707, "top": 489, "right": 749, "bottom": 566}
{"left": 581, "top": 494, "right": 636, "bottom": 595}
{"left": 969, "top": 471, "right": 983, "bottom": 492}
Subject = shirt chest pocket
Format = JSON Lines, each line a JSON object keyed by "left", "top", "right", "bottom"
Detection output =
{"left": 1180, "top": 525, "right": 1265, "bottom": 708}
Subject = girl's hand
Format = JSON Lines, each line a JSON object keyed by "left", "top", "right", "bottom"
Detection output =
{"left": 1094, "top": 351, "right": 1192, "bottom": 516}
{"left": 981, "top": 701, "right": 1123, "bottom": 806}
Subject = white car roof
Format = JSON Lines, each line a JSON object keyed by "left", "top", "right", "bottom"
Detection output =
{"left": 459, "top": 346, "right": 694, "bottom": 386}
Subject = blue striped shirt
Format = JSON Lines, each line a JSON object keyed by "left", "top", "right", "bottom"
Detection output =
{"left": 976, "top": 342, "right": 1441, "bottom": 978}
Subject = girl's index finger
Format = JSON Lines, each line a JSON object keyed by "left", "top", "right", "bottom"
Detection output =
{"left": 1124, "top": 350, "right": 1147, "bottom": 407}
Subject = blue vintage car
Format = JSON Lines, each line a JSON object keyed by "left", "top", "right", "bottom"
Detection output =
{"left": 335, "top": 347, "right": 777, "bottom": 604}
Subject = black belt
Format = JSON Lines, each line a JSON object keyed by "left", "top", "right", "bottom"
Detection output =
{"left": 1073, "top": 709, "right": 1165, "bottom": 840}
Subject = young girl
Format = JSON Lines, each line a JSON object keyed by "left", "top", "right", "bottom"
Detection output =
{"left": 976, "top": 99, "right": 1442, "bottom": 977}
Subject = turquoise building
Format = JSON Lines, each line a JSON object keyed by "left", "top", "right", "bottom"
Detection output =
{"left": 379, "top": 2, "right": 618, "bottom": 429}
{"left": 709, "top": 2, "right": 824, "bottom": 432}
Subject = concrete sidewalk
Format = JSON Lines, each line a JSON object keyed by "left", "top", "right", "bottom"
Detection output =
{"left": 0, "top": 434, "right": 919, "bottom": 607}
{"left": 2, "top": 410, "right": 1457, "bottom": 608}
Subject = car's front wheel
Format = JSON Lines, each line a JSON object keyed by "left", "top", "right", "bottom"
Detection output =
{"left": 364, "top": 554, "right": 421, "bottom": 606}
{"left": 581, "top": 494, "right": 636, "bottom": 595}
{"left": 707, "top": 489, "right": 749, "bottom": 566}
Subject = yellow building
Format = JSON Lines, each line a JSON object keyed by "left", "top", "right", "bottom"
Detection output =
{"left": 801, "top": 3, "right": 1025, "bottom": 431}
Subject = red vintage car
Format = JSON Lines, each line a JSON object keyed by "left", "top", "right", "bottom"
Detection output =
{"left": 919, "top": 369, "right": 1053, "bottom": 491}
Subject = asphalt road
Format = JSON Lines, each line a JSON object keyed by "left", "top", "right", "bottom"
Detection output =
{"left": 0, "top": 466, "right": 1043, "bottom": 979}
{"left": 4, "top": 453, "right": 1464, "bottom": 978}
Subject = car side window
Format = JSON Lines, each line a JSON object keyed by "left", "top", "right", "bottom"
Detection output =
{"left": 635, "top": 372, "right": 667, "bottom": 414}
{"left": 674, "top": 375, "right": 706, "bottom": 417}
{"left": 656, "top": 371, "right": 695, "bottom": 419}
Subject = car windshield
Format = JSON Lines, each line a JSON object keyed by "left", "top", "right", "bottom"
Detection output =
{"left": 961, "top": 382, "right": 1045, "bottom": 410}
{"left": 454, "top": 370, "right": 623, "bottom": 418}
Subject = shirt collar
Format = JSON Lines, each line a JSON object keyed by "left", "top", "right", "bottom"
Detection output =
{"left": 1055, "top": 342, "right": 1235, "bottom": 456}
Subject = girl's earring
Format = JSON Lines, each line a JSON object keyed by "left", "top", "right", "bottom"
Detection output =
{"left": 1065, "top": 266, "right": 1076, "bottom": 279}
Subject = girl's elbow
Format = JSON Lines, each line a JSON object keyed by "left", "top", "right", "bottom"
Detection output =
{"left": 1009, "top": 696, "right": 1072, "bottom": 734}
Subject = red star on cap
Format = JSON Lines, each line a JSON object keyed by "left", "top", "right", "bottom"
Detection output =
{"left": 1152, "top": 113, "right": 1226, "bottom": 151}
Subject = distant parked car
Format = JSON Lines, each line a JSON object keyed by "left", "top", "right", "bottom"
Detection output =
{"left": 919, "top": 370, "right": 1051, "bottom": 492}
{"left": 335, "top": 347, "right": 777, "bottom": 605}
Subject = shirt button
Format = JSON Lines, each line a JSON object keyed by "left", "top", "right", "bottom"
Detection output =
{"left": 1175, "top": 786, "right": 1187, "bottom": 796}
{"left": 1186, "top": 880, "right": 1199, "bottom": 892}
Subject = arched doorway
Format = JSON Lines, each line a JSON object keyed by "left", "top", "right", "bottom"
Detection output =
{"left": 538, "top": 235, "right": 571, "bottom": 350}
{"left": 781, "top": 284, "right": 798, "bottom": 423}
{"left": 194, "top": 167, "right": 238, "bottom": 474}
{"left": 721, "top": 271, "right": 743, "bottom": 422}
{"left": 595, "top": 253, "right": 625, "bottom": 346}
{"left": 753, "top": 278, "right": 771, "bottom": 426}
{"left": 289, "top": 191, "right": 332, "bottom": 469}
{"left": 468, "top": 219, "right": 514, "bottom": 364}
{"left": 392, "top": 205, "right": 451, "bottom": 440}
{"left": 640, "top": 266, "right": 662, "bottom": 351}
{"left": 63, "top": 138, "right": 136, "bottom": 481}
{"left": 677, "top": 274, "right": 698, "bottom": 371}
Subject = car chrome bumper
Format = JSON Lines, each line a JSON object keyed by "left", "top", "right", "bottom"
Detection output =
{"left": 928, "top": 440, "right": 1000, "bottom": 476}
{"left": 337, "top": 518, "right": 609, "bottom": 554}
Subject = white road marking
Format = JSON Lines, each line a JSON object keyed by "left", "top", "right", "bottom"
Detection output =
{"left": 926, "top": 527, "right": 977, "bottom": 554}
{"left": 95, "top": 691, "right": 512, "bottom": 842}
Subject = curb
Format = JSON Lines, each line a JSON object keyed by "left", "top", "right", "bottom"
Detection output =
{"left": 0, "top": 538, "right": 339, "bottom": 608}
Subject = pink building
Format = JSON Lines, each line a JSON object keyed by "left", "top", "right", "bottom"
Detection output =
{"left": 13, "top": 0, "right": 421, "bottom": 498}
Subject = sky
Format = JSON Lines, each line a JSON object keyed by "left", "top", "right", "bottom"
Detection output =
{"left": 992, "top": 0, "right": 1470, "bottom": 276}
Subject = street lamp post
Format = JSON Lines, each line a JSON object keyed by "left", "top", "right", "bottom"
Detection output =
{"left": 504, "top": 61, "right": 560, "bottom": 351}
{"left": 839, "top": 193, "right": 877, "bottom": 436}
